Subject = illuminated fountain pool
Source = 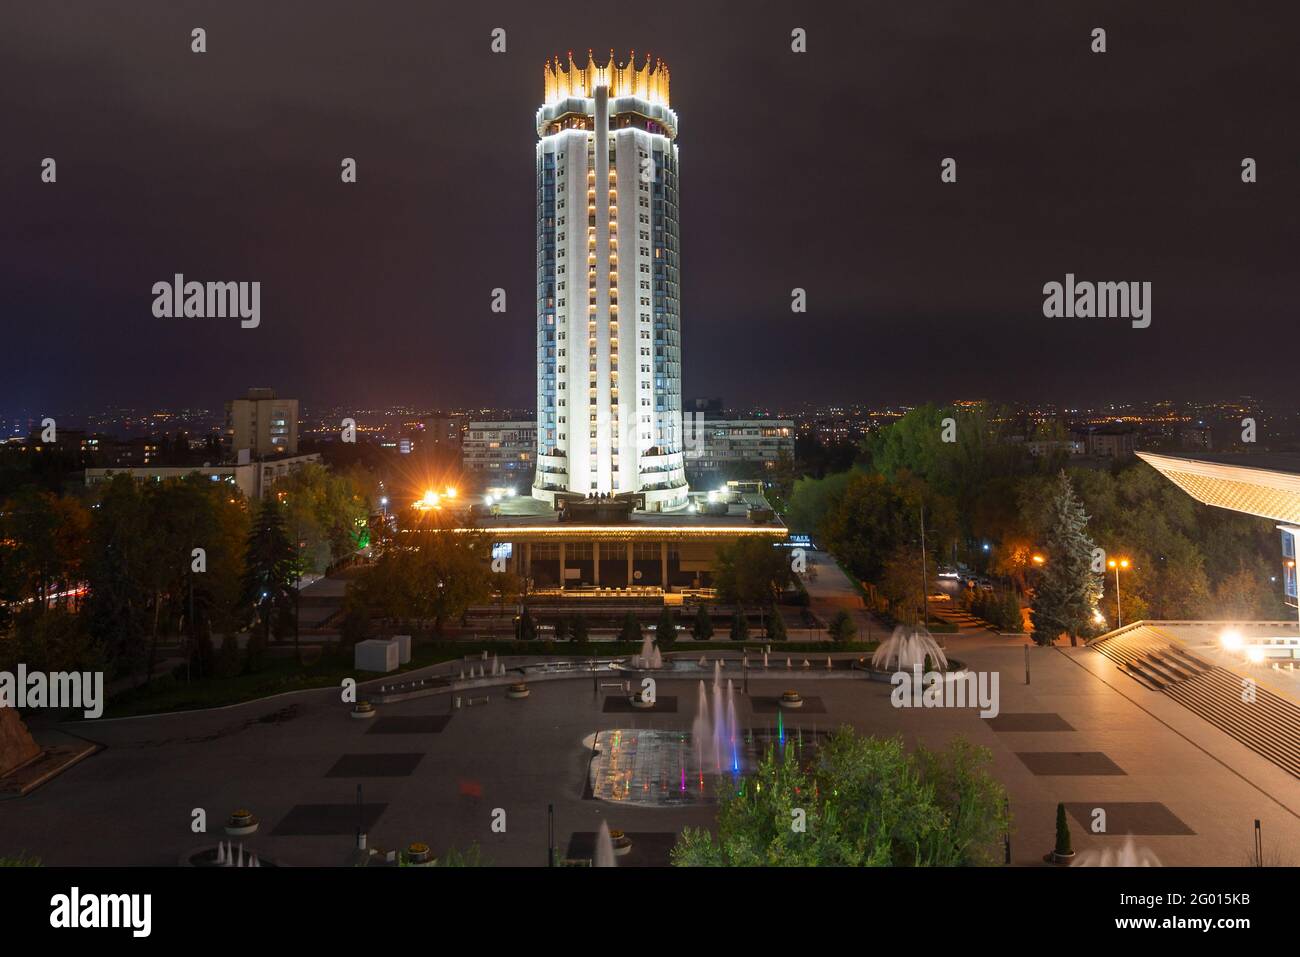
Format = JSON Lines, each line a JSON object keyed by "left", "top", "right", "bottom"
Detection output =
{"left": 586, "top": 715, "right": 823, "bottom": 808}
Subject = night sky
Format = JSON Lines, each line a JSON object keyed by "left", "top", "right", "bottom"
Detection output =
{"left": 2, "top": 1, "right": 1297, "bottom": 415}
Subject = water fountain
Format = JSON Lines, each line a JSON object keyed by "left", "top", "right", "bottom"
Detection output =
{"left": 786, "top": 657, "right": 792, "bottom": 669}
{"left": 594, "top": 821, "right": 618, "bottom": 867}
{"left": 1071, "top": 836, "right": 1162, "bottom": 867}
{"left": 871, "top": 625, "right": 949, "bottom": 672}
{"left": 635, "top": 635, "right": 663, "bottom": 669}
{"left": 826, "top": 656, "right": 833, "bottom": 670}
{"left": 726, "top": 680, "right": 739, "bottom": 772}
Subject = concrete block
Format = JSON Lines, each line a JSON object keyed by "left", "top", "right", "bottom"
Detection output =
{"left": 355, "top": 639, "right": 399, "bottom": 673}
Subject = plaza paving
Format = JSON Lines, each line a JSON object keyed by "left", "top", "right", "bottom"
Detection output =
{"left": 4, "top": 627, "right": 1298, "bottom": 866}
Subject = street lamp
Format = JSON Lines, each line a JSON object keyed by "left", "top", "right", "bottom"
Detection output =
{"left": 1107, "top": 558, "right": 1130, "bottom": 627}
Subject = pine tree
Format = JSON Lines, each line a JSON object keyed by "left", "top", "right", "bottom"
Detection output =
{"left": 1030, "top": 471, "right": 1102, "bottom": 647}
{"left": 692, "top": 604, "right": 714, "bottom": 640}
{"left": 1054, "top": 802, "right": 1073, "bottom": 857}
{"left": 620, "top": 610, "right": 642, "bottom": 644}
{"left": 571, "top": 613, "right": 590, "bottom": 647}
{"left": 729, "top": 609, "right": 748, "bottom": 641}
{"left": 240, "top": 497, "right": 297, "bottom": 655}
{"left": 655, "top": 605, "right": 677, "bottom": 649}
{"left": 766, "top": 605, "right": 787, "bottom": 641}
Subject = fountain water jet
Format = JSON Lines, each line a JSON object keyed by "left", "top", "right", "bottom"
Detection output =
{"left": 594, "top": 821, "right": 618, "bottom": 867}
{"left": 871, "top": 625, "right": 949, "bottom": 672}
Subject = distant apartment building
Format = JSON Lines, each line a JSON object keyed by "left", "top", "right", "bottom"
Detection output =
{"left": 225, "top": 388, "right": 298, "bottom": 457}
{"left": 462, "top": 421, "right": 536, "bottom": 482}
{"left": 419, "top": 413, "right": 469, "bottom": 454}
{"left": 1073, "top": 425, "right": 1138, "bottom": 458}
{"left": 85, "top": 453, "right": 320, "bottom": 501}
{"left": 682, "top": 415, "right": 795, "bottom": 481}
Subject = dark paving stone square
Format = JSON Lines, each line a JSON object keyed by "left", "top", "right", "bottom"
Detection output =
{"left": 602, "top": 695, "right": 679, "bottom": 714}
{"left": 565, "top": 831, "right": 679, "bottom": 867}
{"left": 272, "top": 802, "right": 387, "bottom": 836}
{"left": 326, "top": 753, "right": 424, "bottom": 777}
{"left": 749, "top": 696, "right": 828, "bottom": 714}
{"left": 1065, "top": 802, "right": 1195, "bottom": 836}
{"left": 985, "top": 712, "right": 1074, "bottom": 732}
{"left": 1015, "top": 751, "right": 1125, "bottom": 776}
{"left": 366, "top": 715, "right": 451, "bottom": 734}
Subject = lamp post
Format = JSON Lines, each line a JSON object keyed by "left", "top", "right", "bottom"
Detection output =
{"left": 1107, "top": 558, "right": 1129, "bottom": 627}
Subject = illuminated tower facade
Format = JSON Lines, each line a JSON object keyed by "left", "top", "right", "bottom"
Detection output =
{"left": 532, "top": 51, "right": 688, "bottom": 511}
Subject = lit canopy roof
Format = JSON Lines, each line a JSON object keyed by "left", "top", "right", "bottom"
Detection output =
{"left": 1138, "top": 451, "right": 1300, "bottom": 524}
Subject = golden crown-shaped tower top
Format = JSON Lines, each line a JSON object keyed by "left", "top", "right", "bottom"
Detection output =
{"left": 543, "top": 49, "right": 670, "bottom": 108}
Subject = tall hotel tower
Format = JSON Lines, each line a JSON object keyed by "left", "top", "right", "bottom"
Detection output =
{"left": 532, "top": 51, "right": 689, "bottom": 511}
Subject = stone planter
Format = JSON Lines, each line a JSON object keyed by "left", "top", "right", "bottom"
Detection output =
{"left": 352, "top": 701, "right": 377, "bottom": 719}
{"left": 609, "top": 829, "right": 633, "bottom": 857}
{"left": 224, "top": 810, "right": 259, "bottom": 837}
{"left": 506, "top": 683, "right": 531, "bottom": 700}
{"left": 1044, "top": 849, "right": 1076, "bottom": 865}
{"left": 629, "top": 692, "right": 655, "bottom": 709}
{"left": 779, "top": 690, "right": 804, "bottom": 709}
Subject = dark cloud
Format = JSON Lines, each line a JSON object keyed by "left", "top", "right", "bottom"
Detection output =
{"left": 2, "top": 0, "right": 1296, "bottom": 415}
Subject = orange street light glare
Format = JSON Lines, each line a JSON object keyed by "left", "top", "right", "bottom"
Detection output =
{"left": 415, "top": 489, "right": 441, "bottom": 510}
{"left": 1031, "top": 554, "right": 1045, "bottom": 565}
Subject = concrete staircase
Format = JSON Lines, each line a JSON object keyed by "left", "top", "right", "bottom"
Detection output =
{"left": 1092, "top": 625, "right": 1300, "bottom": 778}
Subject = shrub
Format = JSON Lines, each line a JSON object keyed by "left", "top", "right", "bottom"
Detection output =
{"left": 1055, "top": 802, "right": 1072, "bottom": 856}
{"left": 829, "top": 610, "right": 856, "bottom": 644}
{"left": 620, "top": 611, "right": 642, "bottom": 643}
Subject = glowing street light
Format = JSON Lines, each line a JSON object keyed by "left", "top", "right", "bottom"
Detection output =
{"left": 444, "top": 486, "right": 458, "bottom": 500}
{"left": 415, "top": 489, "right": 441, "bottom": 511}
{"left": 1220, "top": 629, "right": 1243, "bottom": 652}
{"left": 1031, "top": 554, "right": 1045, "bottom": 565}
{"left": 1107, "top": 558, "right": 1130, "bottom": 627}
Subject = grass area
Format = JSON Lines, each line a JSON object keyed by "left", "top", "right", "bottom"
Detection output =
{"left": 99, "top": 638, "right": 880, "bottom": 718}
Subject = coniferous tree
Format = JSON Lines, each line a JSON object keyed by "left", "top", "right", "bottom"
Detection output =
{"left": 620, "top": 610, "right": 643, "bottom": 644}
{"left": 729, "top": 609, "right": 748, "bottom": 641}
{"left": 1030, "top": 471, "right": 1102, "bottom": 647}
{"left": 571, "top": 613, "right": 590, "bottom": 648}
{"left": 655, "top": 605, "right": 677, "bottom": 649}
{"left": 692, "top": 604, "right": 714, "bottom": 641}
{"left": 766, "top": 605, "right": 787, "bottom": 641}
{"left": 241, "top": 497, "right": 297, "bottom": 658}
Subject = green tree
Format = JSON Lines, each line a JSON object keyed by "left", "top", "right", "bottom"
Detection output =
{"left": 517, "top": 606, "right": 536, "bottom": 641}
{"left": 672, "top": 730, "right": 1009, "bottom": 866}
{"left": 692, "top": 604, "right": 714, "bottom": 641}
{"left": 1054, "top": 802, "right": 1073, "bottom": 856}
{"left": 241, "top": 497, "right": 297, "bottom": 660}
{"left": 729, "top": 609, "right": 748, "bottom": 641}
{"left": 620, "top": 610, "right": 642, "bottom": 644}
{"left": 715, "top": 538, "right": 791, "bottom": 615}
{"left": 766, "top": 605, "right": 787, "bottom": 641}
{"left": 1030, "top": 471, "right": 1102, "bottom": 646}
{"left": 553, "top": 615, "right": 571, "bottom": 642}
{"left": 571, "top": 613, "right": 590, "bottom": 648}
{"left": 655, "top": 605, "right": 677, "bottom": 649}
{"left": 829, "top": 609, "right": 856, "bottom": 644}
